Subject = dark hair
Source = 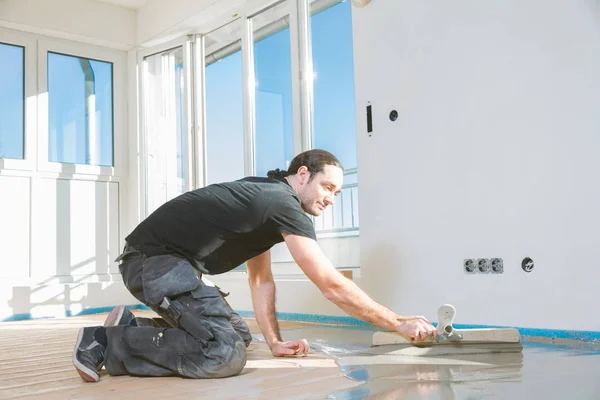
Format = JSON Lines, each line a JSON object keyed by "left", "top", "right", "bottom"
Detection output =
{"left": 267, "top": 149, "right": 343, "bottom": 180}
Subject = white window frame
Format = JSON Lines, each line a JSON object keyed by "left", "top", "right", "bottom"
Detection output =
{"left": 244, "top": 0, "right": 308, "bottom": 176}
{"left": 192, "top": 34, "right": 207, "bottom": 189}
{"left": 0, "top": 27, "right": 37, "bottom": 172}
{"left": 242, "top": 14, "right": 257, "bottom": 177}
{"left": 37, "top": 38, "right": 127, "bottom": 178}
{"left": 137, "top": 36, "right": 195, "bottom": 218}
{"left": 193, "top": 0, "right": 322, "bottom": 188}
{"left": 199, "top": 17, "right": 247, "bottom": 185}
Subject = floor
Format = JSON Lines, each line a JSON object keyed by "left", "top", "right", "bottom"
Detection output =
{"left": 278, "top": 326, "right": 600, "bottom": 399}
{"left": 1, "top": 310, "right": 599, "bottom": 400}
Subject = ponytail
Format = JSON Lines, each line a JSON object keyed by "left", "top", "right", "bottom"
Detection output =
{"left": 267, "top": 168, "right": 291, "bottom": 179}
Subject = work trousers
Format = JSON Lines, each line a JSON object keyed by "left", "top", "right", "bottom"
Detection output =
{"left": 103, "top": 244, "right": 251, "bottom": 379}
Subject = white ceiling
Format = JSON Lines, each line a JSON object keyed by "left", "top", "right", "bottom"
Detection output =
{"left": 92, "top": 0, "right": 150, "bottom": 10}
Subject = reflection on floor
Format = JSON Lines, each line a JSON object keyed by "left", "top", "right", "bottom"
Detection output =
{"left": 276, "top": 326, "right": 600, "bottom": 399}
{"left": 1, "top": 310, "right": 599, "bottom": 399}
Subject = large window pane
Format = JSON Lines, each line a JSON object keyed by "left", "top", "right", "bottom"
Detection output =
{"left": 0, "top": 42, "right": 25, "bottom": 160}
{"left": 253, "top": 1, "right": 294, "bottom": 177}
{"left": 311, "top": 0, "right": 357, "bottom": 169}
{"left": 143, "top": 47, "right": 187, "bottom": 215}
{"left": 310, "top": 1, "right": 359, "bottom": 234}
{"left": 205, "top": 23, "right": 245, "bottom": 185}
{"left": 48, "top": 52, "right": 114, "bottom": 166}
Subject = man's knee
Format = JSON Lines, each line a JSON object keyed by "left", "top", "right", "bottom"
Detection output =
{"left": 231, "top": 313, "right": 252, "bottom": 347}
{"left": 182, "top": 340, "right": 247, "bottom": 379}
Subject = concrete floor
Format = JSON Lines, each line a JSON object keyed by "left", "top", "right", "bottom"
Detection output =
{"left": 1, "top": 310, "right": 599, "bottom": 399}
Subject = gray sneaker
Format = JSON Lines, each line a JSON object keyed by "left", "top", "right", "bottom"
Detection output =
{"left": 104, "top": 305, "right": 135, "bottom": 327}
{"left": 72, "top": 327, "right": 105, "bottom": 382}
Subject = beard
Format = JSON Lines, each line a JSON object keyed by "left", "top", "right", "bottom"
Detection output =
{"left": 301, "top": 200, "right": 322, "bottom": 217}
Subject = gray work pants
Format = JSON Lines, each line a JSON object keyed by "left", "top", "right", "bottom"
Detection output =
{"left": 104, "top": 244, "right": 251, "bottom": 379}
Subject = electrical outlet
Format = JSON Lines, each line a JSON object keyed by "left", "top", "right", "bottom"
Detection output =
{"left": 476, "top": 258, "right": 490, "bottom": 273}
{"left": 490, "top": 258, "right": 503, "bottom": 274}
{"left": 464, "top": 259, "right": 476, "bottom": 274}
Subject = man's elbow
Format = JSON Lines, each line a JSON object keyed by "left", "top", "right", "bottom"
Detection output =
{"left": 248, "top": 276, "right": 275, "bottom": 290}
{"left": 321, "top": 279, "right": 347, "bottom": 303}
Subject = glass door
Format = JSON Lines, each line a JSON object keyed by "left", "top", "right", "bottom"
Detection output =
{"left": 142, "top": 46, "right": 189, "bottom": 215}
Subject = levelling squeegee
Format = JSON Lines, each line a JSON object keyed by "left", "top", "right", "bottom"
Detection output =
{"left": 366, "top": 304, "right": 523, "bottom": 357}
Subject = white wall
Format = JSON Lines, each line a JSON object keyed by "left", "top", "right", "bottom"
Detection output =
{"left": 0, "top": 176, "right": 138, "bottom": 320}
{"left": 352, "top": 0, "right": 600, "bottom": 331}
{"left": 0, "top": 0, "right": 136, "bottom": 49}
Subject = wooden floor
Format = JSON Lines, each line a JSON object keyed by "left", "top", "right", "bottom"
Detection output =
{"left": 0, "top": 310, "right": 360, "bottom": 400}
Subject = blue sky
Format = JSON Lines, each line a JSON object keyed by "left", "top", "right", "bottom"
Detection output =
{"left": 311, "top": 0, "right": 357, "bottom": 171}
{"left": 0, "top": 43, "right": 24, "bottom": 160}
{"left": 0, "top": 0, "right": 356, "bottom": 176}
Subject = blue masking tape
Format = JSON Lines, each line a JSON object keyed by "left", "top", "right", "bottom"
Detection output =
{"left": 3, "top": 306, "right": 599, "bottom": 342}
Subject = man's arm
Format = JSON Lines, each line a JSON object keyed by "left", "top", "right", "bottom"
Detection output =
{"left": 246, "top": 250, "right": 281, "bottom": 347}
{"left": 283, "top": 234, "right": 438, "bottom": 341}
{"left": 246, "top": 250, "right": 309, "bottom": 355}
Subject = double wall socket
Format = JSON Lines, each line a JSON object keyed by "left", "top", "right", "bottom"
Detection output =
{"left": 464, "top": 258, "right": 503, "bottom": 274}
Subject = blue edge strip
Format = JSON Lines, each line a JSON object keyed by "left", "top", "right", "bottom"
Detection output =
{"left": 3, "top": 305, "right": 599, "bottom": 343}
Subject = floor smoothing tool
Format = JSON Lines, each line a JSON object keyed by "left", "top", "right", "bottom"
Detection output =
{"left": 368, "top": 304, "right": 523, "bottom": 357}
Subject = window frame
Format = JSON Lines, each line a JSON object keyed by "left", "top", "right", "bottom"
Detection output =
{"left": 37, "top": 38, "right": 126, "bottom": 177}
{"left": 250, "top": 0, "right": 302, "bottom": 179}
{"left": 137, "top": 36, "right": 195, "bottom": 219}
{"left": 199, "top": 18, "right": 248, "bottom": 185}
{"left": 0, "top": 27, "right": 36, "bottom": 172}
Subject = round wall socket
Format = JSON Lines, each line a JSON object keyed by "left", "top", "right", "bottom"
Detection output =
{"left": 464, "top": 259, "right": 476, "bottom": 273}
{"left": 477, "top": 258, "right": 490, "bottom": 273}
{"left": 491, "top": 258, "right": 503, "bottom": 273}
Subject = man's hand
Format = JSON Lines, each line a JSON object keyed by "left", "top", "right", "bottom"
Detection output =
{"left": 270, "top": 339, "right": 310, "bottom": 357}
{"left": 394, "top": 315, "right": 439, "bottom": 342}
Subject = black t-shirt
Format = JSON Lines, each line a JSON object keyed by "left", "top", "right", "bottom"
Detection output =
{"left": 125, "top": 177, "right": 317, "bottom": 275}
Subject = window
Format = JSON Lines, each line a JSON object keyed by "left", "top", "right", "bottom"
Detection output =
{"left": 0, "top": 42, "right": 25, "bottom": 160}
{"left": 253, "top": 1, "right": 295, "bottom": 178}
{"left": 205, "top": 22, "right": 245, "bottom": 185}
{"left": 309, "top": 0, "right": 359, "bottom": 234}
{"left": 143, "top": 47, "right": 187, "bottom": 214}
{"left": 47, "top": 52, "right": 114, "bottom": 166}
{"left": 311, "top": 0, "right": 357, "bottom": 170}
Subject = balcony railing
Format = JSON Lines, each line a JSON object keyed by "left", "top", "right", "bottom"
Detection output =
{"left": 314, "top": 168, "right": 359, "bottom": 235}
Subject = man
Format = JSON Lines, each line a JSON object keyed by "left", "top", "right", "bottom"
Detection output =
{"left": 72, "top": 149, "right": 438, "bottom": 382}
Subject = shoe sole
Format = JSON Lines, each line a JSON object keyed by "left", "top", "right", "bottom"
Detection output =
{"left": 72, "top": 329, "right": 101, "bottom": 383}
{"left": 104, "top": 305, "right": 125, "bottom": 327}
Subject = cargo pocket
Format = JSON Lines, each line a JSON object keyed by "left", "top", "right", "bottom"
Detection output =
{"left": 189, "top": 278, "right": 231, "bottom": 319}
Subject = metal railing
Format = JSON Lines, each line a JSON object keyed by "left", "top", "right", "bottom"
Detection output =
{"left": 314, "top": 168, "right": 359, "bottom": 235}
